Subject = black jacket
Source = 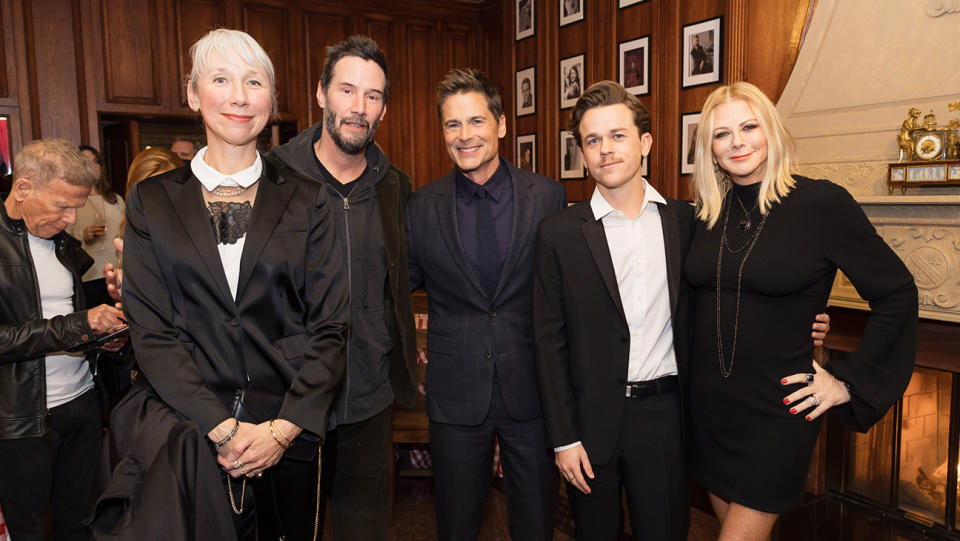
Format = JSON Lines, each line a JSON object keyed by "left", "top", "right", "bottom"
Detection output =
{"left": 122, "top": 160, "right": 349, "bottom": 440}
{"left": 533, "top": 197, "right": 695, "bottom": 465}
{"left": 0, "top": 198, "right": 95, "bottom": 439}
{"left": 268, "top": 124, "right": 419, "bottom": 412}
{"left": 89, "top": 382, "right": 235, "bottom": 540}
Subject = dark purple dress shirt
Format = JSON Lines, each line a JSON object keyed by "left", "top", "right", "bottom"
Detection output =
{"left": 455, "top": 158, "right": 514, "bottom": 284}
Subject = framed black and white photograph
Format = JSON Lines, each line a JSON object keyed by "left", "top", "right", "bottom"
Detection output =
{"left": 680, "top": 112, "right": 701, "bottom": 175}
{"left": 516, "top": 0, "right": 534, "bottom": 41}
{"left": 517, "top": 134, "right": 536, "bottom": 173}
{"left": 560, "top": 130, "right": 584, "bottom": 179}
{"left": 618, "top": 36, "right": 649, "bottom": 96}
{"left": 516, "top": 66, "right": 536, "bottom": 117}
{"left": 682, "top": 16, "right": 721, "bottom": 88}
{"left": 618, "top": 0, "right": 649, "bottom": 8}
{"left": 559, "top": 0, "right": 584, "bottom": 27}
{"left": 559, "top": 54, "right": 585, "bottom": 109}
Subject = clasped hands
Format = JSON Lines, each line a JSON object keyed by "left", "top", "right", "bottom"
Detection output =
{"left": 210, "top": 418, "right": 303, "bottom": 478}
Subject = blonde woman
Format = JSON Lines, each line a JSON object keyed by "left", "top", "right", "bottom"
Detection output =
{"left": 684, "top": 82, "right": 917, "bottom": 538}
{"left": 125, "top": 147, "right": 185, "bottom": 199}
{"left": 120, "top": 29, "right": 348, "bottom": 538}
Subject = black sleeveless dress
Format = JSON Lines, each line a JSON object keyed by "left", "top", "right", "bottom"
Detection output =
{"left": 684, "top": 176, "right": 917, "bottom": 513}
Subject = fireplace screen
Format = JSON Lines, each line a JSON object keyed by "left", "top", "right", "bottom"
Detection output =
{"left": 841, "top": 365, "right": 956, "bottom": 528}
{"left": 897, "top": 367, "right": 952, "bottom": 524}
{"left": 847, "top": 407, "right": 895, "bottom": 505}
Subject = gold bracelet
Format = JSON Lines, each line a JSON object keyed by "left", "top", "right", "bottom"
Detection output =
{"left": 269, "top": 419, "right": 293, "bottom": 449}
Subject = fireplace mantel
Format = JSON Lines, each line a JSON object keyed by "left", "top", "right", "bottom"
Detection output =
{"left": 828, "top": 196, "right": 960, "bottom": 324}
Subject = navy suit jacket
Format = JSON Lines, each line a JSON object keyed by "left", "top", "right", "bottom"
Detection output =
{"left": 407, "top": 159, "right": 566, "bottom": 426}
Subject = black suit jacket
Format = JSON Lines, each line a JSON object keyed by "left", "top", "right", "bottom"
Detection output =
{"left": 533, "top": 196, "right": 694, "bottom": 465}
{"left": 407, "top": 159, "right": 566, "bottom": 426}
{"left": 122, "top": 161, "right": 350, "bottom": 439}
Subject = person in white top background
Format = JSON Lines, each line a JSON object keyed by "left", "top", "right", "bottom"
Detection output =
{"left": 68, "top": 145, "right": 125, "bottom": 307}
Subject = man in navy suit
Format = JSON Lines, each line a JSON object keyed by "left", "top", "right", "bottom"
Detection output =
{"left": 407, "top": 69, "right": 566, "bottom": 540}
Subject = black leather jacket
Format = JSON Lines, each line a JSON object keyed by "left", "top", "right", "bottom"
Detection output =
{"left": 0, "top": 198, "right": 95, "bottom": 439}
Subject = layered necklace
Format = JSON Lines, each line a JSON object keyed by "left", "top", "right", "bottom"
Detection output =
{"left": 715, "top": 186, "right": 768, "bottom": 378}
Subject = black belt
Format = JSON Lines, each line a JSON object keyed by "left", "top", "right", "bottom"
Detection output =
{"left": 625, "top": 375, "right": 678, "bottom": 399}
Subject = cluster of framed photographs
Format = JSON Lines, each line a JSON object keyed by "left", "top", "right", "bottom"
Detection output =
{"left": 516, "top": 0, "right": 654, "bottom": 41}
{"left": 514, "top": 2, "right": 722, "bottom": 178}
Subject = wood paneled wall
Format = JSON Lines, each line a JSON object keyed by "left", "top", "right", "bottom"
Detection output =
{"left": 1, "top": 0, "right": 814, "bottom": 196}
{"left": 493, "top": 0, "right": 813, "bottom": 201}
{"left": 0, "top": 0, "right": 492, "bottom": 189}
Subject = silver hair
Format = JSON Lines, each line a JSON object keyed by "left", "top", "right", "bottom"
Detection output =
{"left": 188, "top": 28, "right": 277, "bottom": 114}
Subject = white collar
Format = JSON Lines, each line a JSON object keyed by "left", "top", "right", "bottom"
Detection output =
{"left": 590, "top": 177, "right": 666, "bottom": 220}
{"left": 190, "top": 147, "right": 262, "bottom": 191}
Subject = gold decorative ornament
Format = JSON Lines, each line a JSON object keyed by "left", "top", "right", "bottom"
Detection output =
{"left": 898, "top": 108, "right": 922, "bottom": 162}
{"left": 889, "top": 103, "right": 960, "bottom": 192}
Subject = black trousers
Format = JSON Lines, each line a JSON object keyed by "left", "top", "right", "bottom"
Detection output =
{"left": 569, "top": 391, "right": 689, "bottom": 541}
{"left": 0, "top": 388, "right": 102, "bottom": 541}
{"left": 430, "top": 375, "right": 557, "bottom": 541}
{"left": 318, "top": 404, "right": 393, "bottom": 541}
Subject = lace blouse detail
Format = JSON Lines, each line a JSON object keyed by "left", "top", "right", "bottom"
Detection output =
{"left": 207, "top": 201, "right": 252, "bottom": 245}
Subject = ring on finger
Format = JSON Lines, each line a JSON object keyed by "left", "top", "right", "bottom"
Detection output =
{"left": 239, "top": 465, "right": 247, "bottom": 475}
{"left": 232, "top": 460, "right": 243, "bottom": 470}
{"left": 805, "top": 374, "right": 815, "bottom": 384}
{"left": 809, "top": 394, "right": 821, "bottom": 406}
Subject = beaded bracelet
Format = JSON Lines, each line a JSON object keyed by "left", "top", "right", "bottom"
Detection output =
{"left": 214, "top": 418, "right": 239, "bottom": 449}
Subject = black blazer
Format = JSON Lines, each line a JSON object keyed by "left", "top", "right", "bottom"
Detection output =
{"left": 407, "top": 160, "right": 566, "bottom": 426}
{"left": 533, "top": 197, "right": 694, "bottom": 465}
{"left": 122, "top": 161, "right": 350, "bottom": 439}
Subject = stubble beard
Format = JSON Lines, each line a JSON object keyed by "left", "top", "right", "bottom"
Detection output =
{"left": 324, "top": 109, "right": 380, "bottom": 155}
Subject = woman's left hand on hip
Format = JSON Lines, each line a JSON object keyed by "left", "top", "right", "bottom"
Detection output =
{"left": 780, "top": 360, "right": 851, "bottom": 421}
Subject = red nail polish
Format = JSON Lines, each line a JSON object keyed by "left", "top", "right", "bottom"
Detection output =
{"left": 790, "top": 408, "right": 796, "bottom": 414}
{"left": 783, "top": 398, "right": 790, "bottom": 404}
{"left": 781, "top": 378, "right": 787, "bottom": 384}
{"left": 805, "top": 416, "right": 811, "bottom": 421}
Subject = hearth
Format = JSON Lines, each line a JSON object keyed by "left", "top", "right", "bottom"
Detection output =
{"left": 827, "top": 356, "right": 960, "bottom": 536}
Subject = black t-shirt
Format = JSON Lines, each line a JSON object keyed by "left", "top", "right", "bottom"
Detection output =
{"left": 311, "top": 129, "right": 366, "bottom": 198}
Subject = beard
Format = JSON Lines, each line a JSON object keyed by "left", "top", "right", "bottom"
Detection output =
{"left": 324, "top": 109, "right": 380, "bottom": 155}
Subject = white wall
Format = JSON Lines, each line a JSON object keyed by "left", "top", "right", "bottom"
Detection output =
{"left": 778, "top": 0, "right": 960, "bottom": 197}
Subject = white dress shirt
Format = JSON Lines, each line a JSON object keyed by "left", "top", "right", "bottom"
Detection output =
{"left": 191, "top": 147, "right": 261, "bottom": 300}
{"left": 555, "top": 179, "right": 678, "bottom": 453}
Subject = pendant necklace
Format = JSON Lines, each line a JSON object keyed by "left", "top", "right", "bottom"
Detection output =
{"left": 715, "top": 189, "right": 769, "bottom": 378}
{"left": 735, "top": 192, "right": 759, "bottom": 232}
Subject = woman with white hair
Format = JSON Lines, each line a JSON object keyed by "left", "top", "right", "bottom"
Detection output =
{"left": 120, "top": 28, "right": 348, "bottom": 539}
{"left": 684, "top": 82, "right": 917, "bottom": 539}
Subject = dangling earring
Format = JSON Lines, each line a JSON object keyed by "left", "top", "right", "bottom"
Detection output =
{"left": 713, "top": 159, "right": 730, "bottom": 182}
